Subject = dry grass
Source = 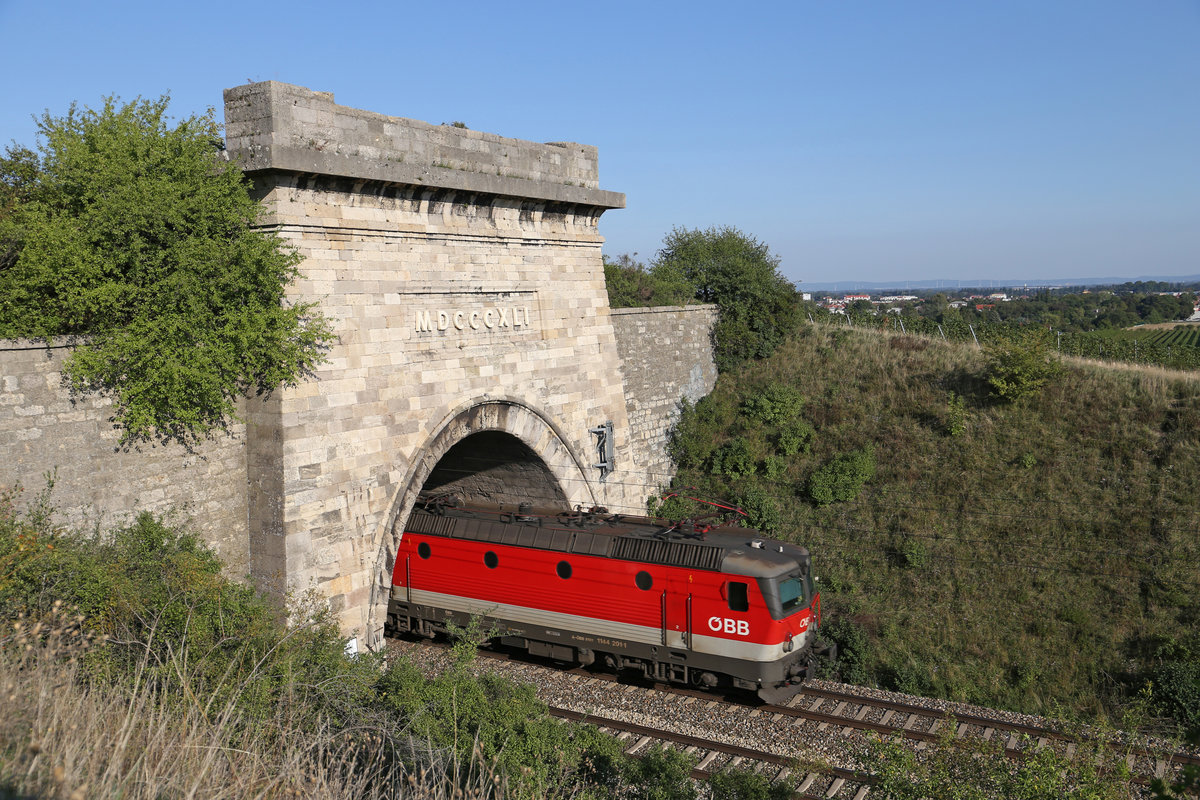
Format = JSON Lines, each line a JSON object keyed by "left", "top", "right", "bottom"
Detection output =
{"left": 0, "top": 607, "right": 504, "bottom": 800}
{"left": 1062, "top": 354, "right": 1200, "bottom": 385}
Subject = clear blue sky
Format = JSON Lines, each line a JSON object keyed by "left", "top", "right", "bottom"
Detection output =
{"left": 1, "top": 0, "right": 1197, "bottom": 288}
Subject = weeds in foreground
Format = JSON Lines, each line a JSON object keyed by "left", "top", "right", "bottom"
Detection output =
{"left": 0, "top": 488, "right": 650, "bottom": 800}
{"left": 867, "top": 718, "right": 1137, "bottom": 800}
{"left": 0, "top": 603, "right": 510, "bottom": 800}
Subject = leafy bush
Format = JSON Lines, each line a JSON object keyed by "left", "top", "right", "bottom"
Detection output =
{"left": 1152, "top": 658, "right": 1200, "bottom": 736}
{"left": 881, "top": 658, "right": 934, "bottom": 696}
{"left": 603, "top": 253, "right": 692, "bottom": 308}
{"left": 775, "top": 418, "right": 814, "bottom": 457}
{"left": 667, "top": 396, "right": 729, "bottom": 470}
{"left": 733, "top": 482, "right": 782, "bottom": 534}
{"left": 982, "top": 331, "right": 1062, "bottom": 403}
{"left": 375, "top": 657, "right": 607, "bottom": 797}
{"left": 620, "top": 745, "right": 697, "bottom": 800}
{"left": 945, "top": 391, "right": 967, "bottom": 437}
{"left": 710, "top": 767, "right": 794, "bottom": 800}
{"left": 742, "top": 383, "right": 805, "bottom": 425}
{"left": 806, "top": 447, "right": 875, "bottom": 506}
{"left": 820, "top": 616, "right": 873, "bottom": 685}
{"left": 762, "top": 455, "right": 787, "bottom": 481}
{"left": 712, "top": 437, "right": 757, "bottom": 479}
{"left": 898, "top": 536, "right": 927, "bottom": 569}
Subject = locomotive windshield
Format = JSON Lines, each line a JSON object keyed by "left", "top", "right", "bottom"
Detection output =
{"left": 778, "top": 575, "right": 806, "bottom": 614}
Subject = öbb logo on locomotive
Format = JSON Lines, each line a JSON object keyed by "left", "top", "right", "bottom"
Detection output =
{"left": 708, "top": 617, "right": 750, "bottom": 636}
{"left": 385, "top": 494, "right": 837, "bottom": 704}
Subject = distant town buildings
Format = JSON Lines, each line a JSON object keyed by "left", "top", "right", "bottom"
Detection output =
{"left": 811, "top": 288, "right": 1198, "bottom": 318}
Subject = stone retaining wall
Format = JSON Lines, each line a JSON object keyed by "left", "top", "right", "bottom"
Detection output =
{"left": 0, "top": 340, "right": 249, "bottom": 574}
{"left": 610, "top": 305, "right": 719, "bottom": 494}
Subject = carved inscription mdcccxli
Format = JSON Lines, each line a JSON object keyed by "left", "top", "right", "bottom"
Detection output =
{"left": 413, "top": 305, "right": 533, "bottom": 334}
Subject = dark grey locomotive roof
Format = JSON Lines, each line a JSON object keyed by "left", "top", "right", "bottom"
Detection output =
{"left": 404, "top": 504, "right": 808, "bottom": 577}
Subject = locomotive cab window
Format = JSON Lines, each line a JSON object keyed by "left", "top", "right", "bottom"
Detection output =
{"left": 778, "top": 575, "right": 806, "bottom": 614}
{"left": 727, "top": 581, "right": 749, "bottom": 612}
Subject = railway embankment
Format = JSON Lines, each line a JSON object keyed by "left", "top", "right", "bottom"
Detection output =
{"left": 663, "top": 320, "right": 1200, "bottom": 739}
{"left": 391, "top": 636, "right": 1200, "bottom": 798}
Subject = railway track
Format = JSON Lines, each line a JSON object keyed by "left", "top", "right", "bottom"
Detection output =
{"left": 553, "top": 664, "right": 1197, "bottom": 784}
{"left": 550, "top": 706, "right": 873, "bottom": 800}
{"left": 786, "top": 682, "right": 1200, "bottom": 781}
{"left": 391, "top": 637, "right": 1197, "bottom": 795}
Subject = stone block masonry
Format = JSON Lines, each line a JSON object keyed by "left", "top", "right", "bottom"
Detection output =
{"left": 610, "top": 305, "right": 719, "bottom": 490}
{"left": 0, "top": 341, "right": 249, "bottom": 574}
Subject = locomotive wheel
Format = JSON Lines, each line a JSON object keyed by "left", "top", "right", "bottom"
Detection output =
{"left": 692, "top": 671, "right": 719, "bottom": 689}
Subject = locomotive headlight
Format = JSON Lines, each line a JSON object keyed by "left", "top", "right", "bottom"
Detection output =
{"left": 784, "top": 633, "right": 794, "bottom": 652}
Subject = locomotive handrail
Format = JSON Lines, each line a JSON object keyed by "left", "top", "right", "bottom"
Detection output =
{"left": 660, "top": 591, "right": 667, "bottom": 647}
{"left": 685, "top": 594, "right": 692, "bottom": 650}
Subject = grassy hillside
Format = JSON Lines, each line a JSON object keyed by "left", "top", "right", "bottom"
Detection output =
{"left": 663, "top": 323, "right": 1200, "bottom": 731}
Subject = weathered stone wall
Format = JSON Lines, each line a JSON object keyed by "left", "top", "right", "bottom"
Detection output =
{"left": 0, "top": 341, "right": 249, "bottom": 574}
{"left": 610, "top": 306, "right": 719, "bottom": 493}
{"left": 224, "top": 82, "right": 642, "bottom": 648}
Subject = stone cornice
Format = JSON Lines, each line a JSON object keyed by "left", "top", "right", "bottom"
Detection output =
{"left": 224, "top": 81, "right": 625, "bottom": 211}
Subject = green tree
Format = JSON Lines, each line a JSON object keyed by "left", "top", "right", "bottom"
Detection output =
{"left": 651, "top": 226, "right": 799, "bottom": 370}
{"left": 0, "top": 96, "right": 333, "bottom": 447}
{"left": 0, "top": 145, "right": 41, "bottom": 273}
{"left": 603, "top": 252, "right": 691, "bottom": 308}
{"left": 848, "top": 298, "right": 875, "bottom": 315}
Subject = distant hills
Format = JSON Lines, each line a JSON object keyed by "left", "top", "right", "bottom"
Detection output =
{"left": 800, "top": 274, "right": 1200, "bottom": 293}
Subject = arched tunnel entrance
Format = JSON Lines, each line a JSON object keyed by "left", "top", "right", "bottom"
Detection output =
{"left": 367, "top": 399, "right": 598, "bottom": 647}
{"left": 419, "top": 430, "right": 568, "bottom": 507}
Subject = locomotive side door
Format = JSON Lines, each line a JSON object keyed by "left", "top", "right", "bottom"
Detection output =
{"left": 662, "top": 572, "right": 692, "bottom": 650}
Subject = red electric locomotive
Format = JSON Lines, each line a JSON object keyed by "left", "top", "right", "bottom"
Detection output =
{"left": 385, "top": 495, "right": 834, "bottom": 702}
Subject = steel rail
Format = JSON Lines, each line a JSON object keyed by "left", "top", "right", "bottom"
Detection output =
{"left": 549, "top": 706, "right": 870, "bottom": 800}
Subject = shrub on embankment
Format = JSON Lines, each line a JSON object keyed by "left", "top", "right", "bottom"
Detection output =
{"left": 0, "top": 484, "right": 643, "bottom": 800}
{"left": 662, "top": 321, "right": 1200, "bottom": 736}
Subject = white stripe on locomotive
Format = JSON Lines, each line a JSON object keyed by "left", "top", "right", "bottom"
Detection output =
{"left": 405, "top": 588, "right": 809, "bottom": 663}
